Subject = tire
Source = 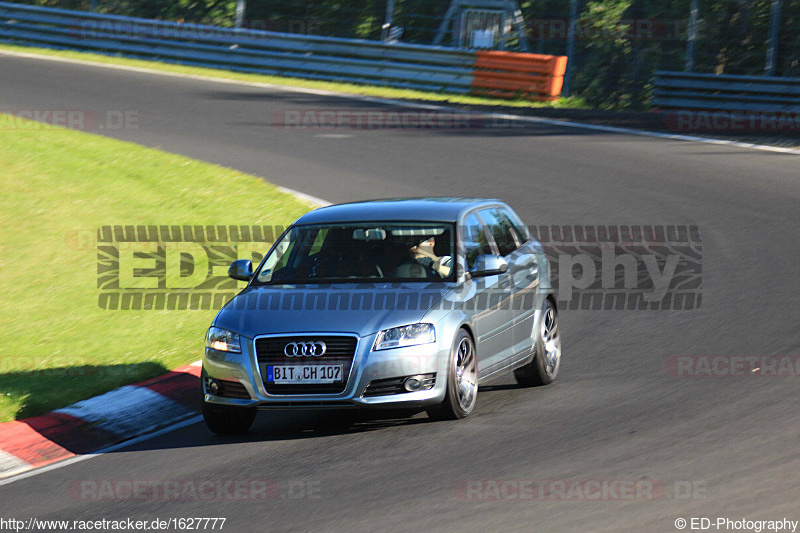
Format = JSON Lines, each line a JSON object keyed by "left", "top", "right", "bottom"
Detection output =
{"left": 514, "top": 299, "right": 561, "bottom": 387}
{"left": 201, "top": 372, "right": 257, "bottom": 434}
{"left": 427, "top": 329, "right": 478, "bottom": 420}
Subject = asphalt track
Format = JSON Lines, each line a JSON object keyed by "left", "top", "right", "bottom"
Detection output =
{"left": 1, "top": 53, "right": 799, "bottom": 532}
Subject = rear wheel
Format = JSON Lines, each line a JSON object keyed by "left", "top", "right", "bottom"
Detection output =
{"left": 514, "top": 300, "right": 561, "bottom": 387}
{"left": 201, "top": 372, "right": 256, "bottom": 434}
{"left": 427, "top": 329, "right": 478, "bottom": 420}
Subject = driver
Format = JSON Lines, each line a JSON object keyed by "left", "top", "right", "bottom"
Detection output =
{"left": 410, "top": 236, "right": 451, "bottom": 278}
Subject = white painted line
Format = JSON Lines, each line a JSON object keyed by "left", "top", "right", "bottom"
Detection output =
{"left": 55, "top": 386, "right": 194, "bottom": 437}
{"left": 276, "top": 186, "right": 331, "bottom": 207}
{"left": 0, "top": 415, "right": 203, "bottom": 486}
{"left": 1, "top": 47, "right": 798, "bottom": 156}
{"left": 487, "top": 112, "right": 800, "bottom": 155}
{"left": 0, "top": 450, "right": 33, "bottom": 480}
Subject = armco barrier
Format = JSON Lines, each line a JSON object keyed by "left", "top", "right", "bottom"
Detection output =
{"left": 472, "top": 51, "right": 568, "bottom": 101}
{"left": 653, "top": 71, "right": 800, "bottom": 113}
{"left": 0, "top": 1, "right": 566, "bottom": 101}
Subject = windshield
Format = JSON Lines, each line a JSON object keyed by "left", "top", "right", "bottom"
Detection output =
{"left": 253, "top": 222, "right": 456, "bottom": 284}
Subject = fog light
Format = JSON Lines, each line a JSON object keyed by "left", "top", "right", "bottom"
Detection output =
{"left": 404, "top": 376, "right": 423, "bottom": 392}
{"left": 207, "top": 379, "right": 221, "bottom": 395}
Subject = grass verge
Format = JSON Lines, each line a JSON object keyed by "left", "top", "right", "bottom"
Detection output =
{"left": 0, "top": 43, "right": 588, "bottom": 109}
{"left": 0, "top": 113, "right": 312, "bottom": 422}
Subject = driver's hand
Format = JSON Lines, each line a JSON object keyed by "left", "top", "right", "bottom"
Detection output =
{"left": 434, "top": 257, "right": 452, "bottom": 277}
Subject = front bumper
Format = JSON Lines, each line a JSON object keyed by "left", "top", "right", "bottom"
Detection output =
{"left": 202, "top": 331, "right": 449, "bottom": 410}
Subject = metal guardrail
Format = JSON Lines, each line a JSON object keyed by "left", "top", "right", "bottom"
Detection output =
{"left": 653, "top": 71, "right": 800, "bottom": 113}
{"left": 0, "top": 1, "right": 474, "bottom": 93}
{"left": 0, "top": 1, "right": 567, "bottom": 100}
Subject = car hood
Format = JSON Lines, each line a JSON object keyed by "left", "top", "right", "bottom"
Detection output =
{"left": 213, "top": 283, "right": 453, "bottom": 338}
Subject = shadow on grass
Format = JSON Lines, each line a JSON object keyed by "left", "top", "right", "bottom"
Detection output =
{"left": 0, "top": 362, "right": 169, "bottom": 421}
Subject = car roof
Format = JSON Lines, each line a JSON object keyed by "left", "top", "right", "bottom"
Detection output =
{"left": 294, "top": 198, "right": 504, "bottom": 225}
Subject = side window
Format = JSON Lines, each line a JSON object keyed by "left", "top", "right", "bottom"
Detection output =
{"left": 501, "top": 208, "right": 529, "bottom": 243}
{"left": 462, "top": 213, "right": 492, "bottom": 270}
{"left": 479, "top": 208, "right": 519, "bottom": 256}
{"left": 256, "top": 229, "right": 295, "bottom": 282}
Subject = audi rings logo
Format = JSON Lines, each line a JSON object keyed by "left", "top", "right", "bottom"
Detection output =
{"left": 284, "top": 341, "right": 327, "bottom": 357}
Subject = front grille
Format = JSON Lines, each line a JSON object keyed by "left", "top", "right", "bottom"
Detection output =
{"left": 259, "top": 401, "right": 355, "bottom": 409}
{"left": 217, "top": 379, "right": 251, "bottom": 399}
{"left": 255, "top": 335, "right": 358, "bottom": 395}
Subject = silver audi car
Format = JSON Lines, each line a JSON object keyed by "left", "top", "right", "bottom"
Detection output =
{"left": 201, "top": 198, "right": 560, "bottom": 433}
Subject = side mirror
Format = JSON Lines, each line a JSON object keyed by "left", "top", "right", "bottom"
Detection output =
{"left": 228, "top": 259, "right": 253, "bottom": 281}
{"left": 470, "top": 255, "right": 508, "bottom": 277}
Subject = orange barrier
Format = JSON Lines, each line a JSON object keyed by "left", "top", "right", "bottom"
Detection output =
{"left": 472, "top": 51, "right": 568, "bottom": 101}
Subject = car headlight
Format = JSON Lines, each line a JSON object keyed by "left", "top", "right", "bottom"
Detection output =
{"left": 373, "top": 323, "right": 435, "bottom": 351}
{"left": 205, "top": 327, "right": 241, "bottom": 353}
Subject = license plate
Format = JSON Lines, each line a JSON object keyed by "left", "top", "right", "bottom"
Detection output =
{"left": 266, "top": 365, "right": 343, "bottom": 384}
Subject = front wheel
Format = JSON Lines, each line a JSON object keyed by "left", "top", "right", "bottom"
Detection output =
{"left": 514, "top": 300, "right": 561, "bottom": 387}
{"left": 427, "top": 329, "right": 478, "bottom": 420}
